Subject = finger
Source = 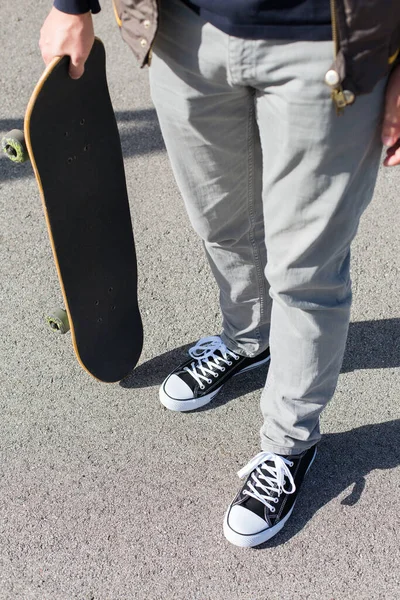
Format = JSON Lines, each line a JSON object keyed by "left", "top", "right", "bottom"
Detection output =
{"left": 383, "top": 139, "right": 400, "bottom": 166}
{"left": 39, "top": 41, "right": 53, "bottom": 66}
{"left": 69, "top": 56, "right": 85, "bottom": 79}
{"left": 382, "top": 129, "right": 400, "bottom": 147}
{"left": 382, "top": 107, "right": 400, "bottom": 146}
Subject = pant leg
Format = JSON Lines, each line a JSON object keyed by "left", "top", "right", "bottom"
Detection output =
{"left": 148, "top": 0, "right": 271, "bottom": 356}
{"left": 250, "top": 39, "right": 386, "bottom": 454}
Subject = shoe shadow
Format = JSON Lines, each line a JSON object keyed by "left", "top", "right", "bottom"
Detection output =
{"left": 120, "top": 340, "right": 270, "bottom": 409}
{"left": 254, "top": 419, "right": 400, "bottom": 549}
{"left": 120, "top": 319, "right": 400, "bottom": 403}
{"left": 120, "top": 341, "right": 194, "bottom": 389}
{"left": 341, "top": 318, "right": 400, "bottom": 372}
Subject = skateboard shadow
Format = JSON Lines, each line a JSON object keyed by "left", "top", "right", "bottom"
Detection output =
{"left": 116, "top": 109, "right": 165, "bottom": 158}
{"left": 121, "top": 318, "right": 400, "bottom": 401}
{"left": 0, "top": 154, "right": 31, "bottom": 183}
{"left": 0, "top": 109, "right": 165, "bottom": 183}
{"left": 254, "top": 419, "right": 400, "bottom": 548}
{"left": 0, "top": 118, "right": 23, "bottom": 131}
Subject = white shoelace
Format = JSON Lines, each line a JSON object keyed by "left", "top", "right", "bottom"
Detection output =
{"left": 184, "top": 336, "right": 240, "bottom": 390}
{"left": 238, "top": 452, "right": 296, "bottom": 513}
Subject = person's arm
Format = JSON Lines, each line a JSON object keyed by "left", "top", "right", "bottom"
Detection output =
{"left": 382, "top": 64, "right": 400, "bottom": 166}
{"left": 39, "top": 1, "right": 100, "bottom": 79}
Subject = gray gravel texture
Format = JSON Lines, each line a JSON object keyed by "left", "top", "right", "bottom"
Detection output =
{"left": 0, "top": 2, "right": 399, "bottom": 600}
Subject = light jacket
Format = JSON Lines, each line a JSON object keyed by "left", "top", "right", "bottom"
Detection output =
{"left": 112, "top": 0, "right": 400, "bottom": 111}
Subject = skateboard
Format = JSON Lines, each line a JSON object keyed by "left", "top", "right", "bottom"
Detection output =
{"left": 2, "top": 38, "right": 143, "bottom": 382}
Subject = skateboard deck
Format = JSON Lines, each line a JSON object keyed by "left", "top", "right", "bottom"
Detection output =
{"left": 11, "top": 38, "right": 143, "bottom": 382}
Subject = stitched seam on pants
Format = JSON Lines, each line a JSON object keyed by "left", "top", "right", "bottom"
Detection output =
{"left": 227, "top": 35, "right": 235, "bottom": 86}
{"left": 247, "top": 94, "right": 266, "bottom": 344}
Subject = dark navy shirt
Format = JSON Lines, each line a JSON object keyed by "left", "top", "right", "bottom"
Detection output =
{"left": 184, "top": 0, "right": 332, "bottom": 41}
{"left": 54, "top": 0, "right": 332, "bottom": 42}
{"left": 54, "top": 0, "right": 100, "bottom": 14}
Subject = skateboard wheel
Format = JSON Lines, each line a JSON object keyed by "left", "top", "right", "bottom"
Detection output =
{"left": 45, "top": 308, "right": 70, "bottom": 334}
{"left": 1, "top": 129, "right": 29, "bottom": 163}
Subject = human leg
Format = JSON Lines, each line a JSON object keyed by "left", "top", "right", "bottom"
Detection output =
{"left": 252, "top": 39, "right": 385, "bottom": 455}
{"left": 224, "top": 38, "right": 385, "bottom": 546}
{"left": 148, "top": 0, "right": 271, "bottom": 357}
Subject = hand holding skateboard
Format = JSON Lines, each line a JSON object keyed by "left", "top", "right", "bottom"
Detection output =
{"left": 39, "top": 6, "right": 94, "bottom": 79}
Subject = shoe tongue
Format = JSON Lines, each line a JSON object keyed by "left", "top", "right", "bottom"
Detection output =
{"left": 258, "top": 462, "right": 281, "bottom": 494}
{"left": 240, "top": 462, "right": 280, "bottom": 514}
{"left": 191, "top": 348, "right": 226, "bottom": 368}
{"left": 180, "top": 350, "right": 223, "bottom": 387}
{"left": 189, "top": 338, "right": 225, "bottom": 360}
{"left": 243, "top": 474, "right": 278, "bottom": 518}
{"left": 242, "top": 495, "right": 267, "bottom": 519}
{"left": 200, "top": 348, "right": 224, "bottom": 361}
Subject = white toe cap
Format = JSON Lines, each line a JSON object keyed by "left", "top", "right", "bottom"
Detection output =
{"left": 163, "top": 374, "right": 194, "bottom": 400}
{"left": 227, "top": 505, "right": 268, "bottom": 535}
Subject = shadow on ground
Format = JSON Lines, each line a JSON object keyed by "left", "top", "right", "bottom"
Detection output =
{"left": 121, "top": 317, "right": 400, "bottom": 549}
{"left": 121, "top": 317, "right": 400, "bottom": 399}
{"left": 0, "top": 109, "right": 164, "bottom": 182}
{"left": 122, "top": 317, "right": 400, "bottom": 548}
{"left": 256, "top": 418, "right": 400, "bottom": 548}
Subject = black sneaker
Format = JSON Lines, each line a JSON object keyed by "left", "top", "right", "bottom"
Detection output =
{"left": 223, "top": 445, "right": 317, "bottom": 547}
{"left": 159, "top": 336, "right": 270, "bottom": 411}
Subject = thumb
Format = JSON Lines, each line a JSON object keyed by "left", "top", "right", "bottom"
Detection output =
{"left": 381, "top": 122, "right": 400, "bottom": 147}
{"left": 381, "top": 108, "right": 400, "bottom": 146}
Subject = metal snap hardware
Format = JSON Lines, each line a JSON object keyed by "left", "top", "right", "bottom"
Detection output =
{"left": 324, "top": 69, "right": 340, "bottom": 87}
{"left": 343, "top": 90, "right": 355, "bottom": 105}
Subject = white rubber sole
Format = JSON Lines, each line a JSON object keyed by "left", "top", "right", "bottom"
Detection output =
{"left": 159, "top": 355, "right": 270, "bottom": 412}
{"left": 223, "top": 447, "right": 317, "bottom": 548}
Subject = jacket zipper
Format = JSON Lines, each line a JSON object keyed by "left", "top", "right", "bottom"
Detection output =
{"left": 330, "top": 0, "right": 339, "bottom": 57}
{"left": 329, "top": 0, "right": 347, "bottom": 114}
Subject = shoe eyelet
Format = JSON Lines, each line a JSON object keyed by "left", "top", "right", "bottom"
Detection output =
{"left": 227, "top": 361, "right": 232, "bottom": 366}
{"left": 289, "top": 462, "right": 294, "bottom": 467}
{"left": 270, "top": 507, "right": 276, "bottom": 513}
{"left": 274, "top": 498, "right": 279, "bottom": 503}
{"left": 200, "top": 385, "right": 205, "bottom": 390}
{"left": 220, "top": 367, "right": 225, "bottom": 372}
{"left": 207, "top": 379, "right": 213, "bottom": 384}
{"left": 213, "top": 373, "right": 219, "bottom": 378}
{"left": 234, "top": 355, "right": 240, "bottom": 361}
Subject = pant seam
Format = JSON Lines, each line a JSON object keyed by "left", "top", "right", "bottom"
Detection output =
{"left": 246, "top": 93, "right": 266, "bottom": 345}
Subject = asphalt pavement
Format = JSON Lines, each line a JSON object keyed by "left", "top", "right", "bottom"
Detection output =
{"left": 0, "top": 2, "right": 399, "bottom": 599}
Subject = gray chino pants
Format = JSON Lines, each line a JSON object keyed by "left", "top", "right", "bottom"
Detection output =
{"left": 149, "top": 0, "right": 386, "bottom": 454}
